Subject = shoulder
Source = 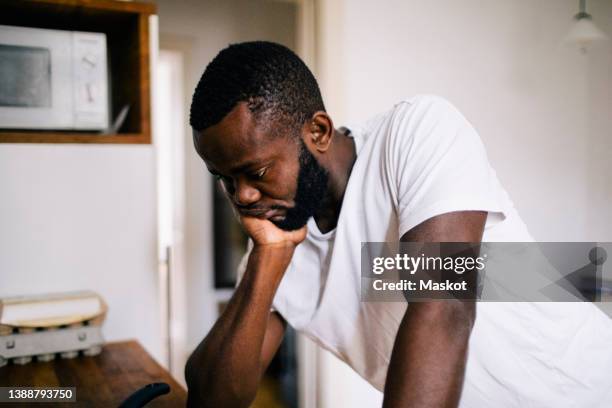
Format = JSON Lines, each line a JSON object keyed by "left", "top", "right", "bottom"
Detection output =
{"left": 391, "top": 94, "right": 468, "bottom": 127}
{"left": 355, "top": 94, "right": 465, "bottom": 129}
{"left": 385, "top": 95, "right": 475, "bottom": 149}
{"left": 348, "top": 95, "right": 475, "bottom": 163}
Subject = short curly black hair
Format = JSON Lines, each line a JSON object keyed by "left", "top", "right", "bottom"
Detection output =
{"left": 189, "top": 41, "right": 325, "bottom": 134}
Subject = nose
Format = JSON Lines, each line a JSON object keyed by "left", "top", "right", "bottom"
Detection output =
{"left": 233, "top": 178, "right": 261, "bottom": 207}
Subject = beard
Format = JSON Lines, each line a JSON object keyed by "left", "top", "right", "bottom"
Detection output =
{"left": 272, "top": 139, "right": 329, "bottom": 231}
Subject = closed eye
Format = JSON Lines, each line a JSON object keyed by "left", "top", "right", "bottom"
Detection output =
{"left": 209, "top": 170, "right": 228, "bottom": 183}
{"left": 251, "top": 167, "right": 268, "bottom": 180}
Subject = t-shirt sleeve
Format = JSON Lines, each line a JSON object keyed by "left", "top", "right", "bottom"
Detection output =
{"left": 389, "top": 96, "right": 506, "bottom": 238}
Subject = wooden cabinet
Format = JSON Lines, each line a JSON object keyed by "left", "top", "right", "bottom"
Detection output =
{"left": 0, "top": 0, "right": 156, "bottom": 144}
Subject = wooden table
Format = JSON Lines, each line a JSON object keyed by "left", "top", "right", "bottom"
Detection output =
{"left": 0, "top": 340, "right": 187, "bottom": 407}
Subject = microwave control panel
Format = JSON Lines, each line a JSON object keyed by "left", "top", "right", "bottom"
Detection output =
{"left": 72, "top": 32, "right": 109, "bottom": 129}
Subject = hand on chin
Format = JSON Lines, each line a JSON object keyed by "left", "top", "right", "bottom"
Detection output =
{"left": 239, "top": 215, "right": 307, "bottom": 247}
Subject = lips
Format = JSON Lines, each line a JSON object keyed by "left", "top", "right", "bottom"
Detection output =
{"left": 238, "top": 208, "right": 283, "bottom": 219}
{"left": 269, "top": 213, "right": 285, "bottom": 222}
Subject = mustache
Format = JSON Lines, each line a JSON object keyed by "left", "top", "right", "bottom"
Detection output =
{"left": 235, "top": 203, "right": 288, "bottom": 212}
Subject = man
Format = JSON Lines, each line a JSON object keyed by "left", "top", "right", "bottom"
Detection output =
{"left": 185, "top": 41, "right": 612, "bottom": 407}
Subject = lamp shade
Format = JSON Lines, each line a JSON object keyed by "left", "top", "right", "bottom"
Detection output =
{"left": 565, "top": 16, "right": 608, "bottom": 51}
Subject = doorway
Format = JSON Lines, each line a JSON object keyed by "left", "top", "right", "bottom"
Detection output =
{"left": 154, "top": 47, "right": 188, "bottom": 384}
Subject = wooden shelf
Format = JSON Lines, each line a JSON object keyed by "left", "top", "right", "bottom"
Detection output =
{"left": 0, "top": 0, "right": 157, "bottom": 144}
{"left": 14, "top": 0, "right": 157, "bottom": 14}
{"left": 0, "top": 132, "right": 150, "bottom": 144}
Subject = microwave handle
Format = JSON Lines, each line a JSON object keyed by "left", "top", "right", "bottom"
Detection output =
{"left": 100, "top": 104, "right": 130, "bottom": 134}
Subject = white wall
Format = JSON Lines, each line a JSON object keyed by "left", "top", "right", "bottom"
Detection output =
{"left": 318, "top": 0, "right": 612, "bottom": 242}
{"left": 587, "top": 0, "right": 612, "bottom": 241}
{"left": 0, "top": 144, "right": 162, "bottom": 360}
{"left": 315, "top": 0, "right": 612, "bottom": 406}
{"left": 155, "top": 0, "right": 297, "bottom": 362}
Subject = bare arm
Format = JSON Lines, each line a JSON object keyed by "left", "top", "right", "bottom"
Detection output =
{"left": 185, "top": 218, "right": 306, "bottom": 408}
{"left": 382, "top": 210, "right": 486, "bottom": 408}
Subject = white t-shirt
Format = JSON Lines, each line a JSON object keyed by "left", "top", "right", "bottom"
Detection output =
{"left": 238, "top": 95, "right": 612, "bottom": 407}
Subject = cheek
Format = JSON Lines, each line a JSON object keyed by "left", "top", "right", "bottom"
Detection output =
{"left": 262, "top": 161, "right": 299, "bottom": 200}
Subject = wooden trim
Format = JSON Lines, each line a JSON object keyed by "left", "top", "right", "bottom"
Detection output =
{"left": 1, "top": 0, "right": 157, "bottom": 14}
{"left": 138, "top": 13, "right": 152, "bottom": 144}
{"left": 0, "top": 132, "right": 150, "bottom": 144}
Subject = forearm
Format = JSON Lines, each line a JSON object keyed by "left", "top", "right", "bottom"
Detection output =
{"left": 383, "top": 301, "right": 475, "bottom": 408}
{"left": 185, "top": 244, "right": 294, "bottom": 408}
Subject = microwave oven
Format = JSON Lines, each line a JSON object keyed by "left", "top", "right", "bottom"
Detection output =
{"left": 0, "top": 25, "right": 109, "bottom": 130}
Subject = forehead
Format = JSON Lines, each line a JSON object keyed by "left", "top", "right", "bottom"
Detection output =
{"left": 194, "top": 103, "right": 295, "bottom": 173}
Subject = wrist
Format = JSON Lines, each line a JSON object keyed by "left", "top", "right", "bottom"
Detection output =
{"left": 253, "top": 240, "right": 297, "bottom": 251}
{"left": 252, "top": 242, "right": 296, "bottom": 264}
{"left": 247, "top": 243, "right": 296, "bottom": 284}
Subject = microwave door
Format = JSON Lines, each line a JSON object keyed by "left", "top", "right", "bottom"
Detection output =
{"left": 0, "top": 45, "right": 51, "bottom": 108}
{"left": 0, "top": 25, "right": 73, "bottom": 130}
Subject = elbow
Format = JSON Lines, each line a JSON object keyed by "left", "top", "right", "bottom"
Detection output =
{"left": 185, "top": 350, "right": 218, "bottom": 408}
{"left": 185, "top": 352, "right": 204, "bottom": 407}
{"left": 184, "top": 350, "right": 258, "bottom": 408}
{"left": 184, "top": 352, "right": 197, "bottom": 392}
{"left": 184, "top": 349, "right": 205, "bottom": 394}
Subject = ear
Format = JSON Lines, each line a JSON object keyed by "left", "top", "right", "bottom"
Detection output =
{"left": 305, "top": 111, "right": 334, "bottom": 153}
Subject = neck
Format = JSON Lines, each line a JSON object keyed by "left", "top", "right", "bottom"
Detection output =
{"left": 313, "top": 129, "right": 357, "bottom": 233}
